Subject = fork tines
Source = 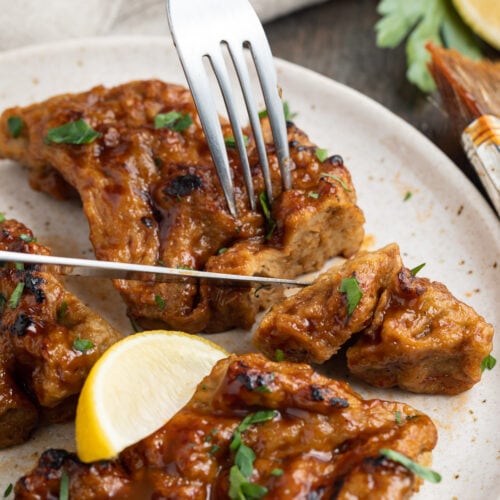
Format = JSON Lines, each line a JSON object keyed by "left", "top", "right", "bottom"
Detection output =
{"left": 166, "top": 0, "right": 291, "bottom": 217}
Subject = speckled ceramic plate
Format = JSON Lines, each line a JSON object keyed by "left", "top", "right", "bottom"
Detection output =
{"left": 0, "top": 37, "right": 498, "bottom": 499}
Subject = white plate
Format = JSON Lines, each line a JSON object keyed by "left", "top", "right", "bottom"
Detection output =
{"left": 0, "top": 36, "right": 498, "bottom": 499}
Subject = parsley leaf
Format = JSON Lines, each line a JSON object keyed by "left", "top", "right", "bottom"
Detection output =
{"left": 283, "top": 101, "right": 297, "bottom": 122}
{"left": 339, "top": 276, "right": 363, "bottom": 315}
{"left": 59, "top": 470, "right": 69, "bottom": 500}
{"left": 155, "top": 294, "right": 166, "bottom": 310}
{"left": 8, "top": 282, "right": 24, "bottom": 309}
{"left": 154, "top": 111, "right": 192, "bottom": 131}
{"left": 46, "top": 119, "right": 100, "bottom": 145}
{"left": 315, "top": 148, "right": 329, "bottom": 162}
{"left": 259, "top": 192, "right": 277, "bottom": 240}
{"left": 321, "top": 172, "right": 351, "bottom": 192}
{"left": 3, "top": 483, "right": 13, "bottom": 497}
{"left": 481, "top": 354, "right": 496, "bottom": 372}
{"left": 375, "top": 0, "right": 482, "bottom": 92}
{"left": 57, "top": 301, "right": 68, "bottom": 322}
{"left": 224, "top": 135, "right": 249, "bottom": 148}
{"left": 275, "top": 349, "right": 285, "bottom": 362}
{"left": 7, "top": 116, "right": 24, "bottom": 138}
{"left": 259, "top": 101, "right": 297, "bottom": 122}
{"left": 410, "top": 262, "right": 426, "bottom": 276}
{"left": 72, "top": 338, "right": 95, "bottom": 353}
{"left": 19, "top": 233, "right": 37, "bottom": 243}
{"left": 380, "top": 448, "right": 442, "bottom": 483}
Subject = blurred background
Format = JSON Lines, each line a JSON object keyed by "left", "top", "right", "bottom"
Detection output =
{"left": 1, "top": 0, "right": 498, "bottom": 197}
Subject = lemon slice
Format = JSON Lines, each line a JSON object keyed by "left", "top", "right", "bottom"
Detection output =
{"left": 75, "top": 330, "right": 228, "bottom": 463}
{"left": 452, "top": 0, "right": 500, "bottom": 50}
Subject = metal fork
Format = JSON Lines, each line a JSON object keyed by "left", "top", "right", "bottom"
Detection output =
{"left": 166, "top": 0, "right": 291, "bottom": 217}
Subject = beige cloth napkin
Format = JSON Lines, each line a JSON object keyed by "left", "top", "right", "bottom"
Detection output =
{"left": 0, "top": 0, "right": 328, "bottom": 51}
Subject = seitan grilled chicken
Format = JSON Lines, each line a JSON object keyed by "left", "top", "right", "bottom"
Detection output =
{"left": 254, "top": 244, "right": 494, "bottom": 394}
{"left": 0, "top": 80, "right": 365, "bottom": 333}
{"left": 0, "top": 219, "right": 122, "bottom": 448}
{"left": 15, "top": 353, "right": 438, "bottom": 499}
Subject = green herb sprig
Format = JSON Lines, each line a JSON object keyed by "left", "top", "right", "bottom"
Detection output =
{"left": 59, "top": 470, "right": 69, "bottom": 500}
{"left": 321, "top": 172, "right": 351, "bottom": 192}
{"left": 379, "top": 448, "right": 442, "bottom": 483}
{"left": 410, "top": 263, "right": 426, "bottom": 276}
{"left": 481, "top": 354, "right": 496, "bottom": 372}
{"left": 154, "top": 111, "right": 192, "bottom": 131}
{"left": 339, "top": 276, "right": 363, "bottom": 316}
{"left": 224, "top": 135, "right": 249, "bottom": 148}
{"left": 7, "top": 116, "right": 24, "bottom": 138}
{"left": 8, "top": 282, "right": 24, "bottom": 309}
{"left": 72, "top": 338, "right": 95, "bottom": 353}
{"left": 46, "top": 119, "right": 100, "bottom": 145}
{"left": 259, "top": 192, "right": 276, "bottom": 241}
{"left": 228, "top": 410, "right": 278, "bottom": 499}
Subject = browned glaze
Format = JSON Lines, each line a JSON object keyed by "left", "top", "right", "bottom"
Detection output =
{"left": 0, "top": 219, "right": 122, "bottom": 448}
{"left": 0, "top": 80, "right": 365, "bottom": 332}
{"left": 254, "top": 244, "right": 493, "bottom": 394}
{"left": 15, "top": 353, "right": 437, "bottom": 499}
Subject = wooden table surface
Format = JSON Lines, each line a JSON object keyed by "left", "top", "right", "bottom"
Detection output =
{"left": 264, "top": 0, "right": 497, "bottom": 201}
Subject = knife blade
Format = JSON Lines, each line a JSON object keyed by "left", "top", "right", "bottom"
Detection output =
{"left": 0, "top": 250, "right": 312, "bottom": 287}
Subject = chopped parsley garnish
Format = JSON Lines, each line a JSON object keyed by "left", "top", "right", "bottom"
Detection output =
{"left": 275, "top": 349, "right": 284, "bottom": 362}
{"left": 379, "top": 448, "right": 442, "bottom": 483}
{"left": 130, "top": 317, "right": 141, "bottom": 333}
{"left": 19, "top": 233, "right": 37, "bottom": 243}
{"left": 270, "top": 468, "right": 283, "bottom": 477}
{"left": 15, "top": 262, "right": 24, "bottom": 271}
{"left": 404, "top": 191, "right": 412, "bottom": 201}
{"left": 224, "top": 135, "right": 249, "bottom": 148}
{"left": 395, "top": 410, "right": 402, "bottom": 424}
{"left": 283, "top": 101, "right": 297, "bottom": 122}
{"left": 308, "top": 192, "right": 319, "bottom": 199}
{"left": 315, "top": 148, "right": 329, "bottom": 163}
{"left": 410, "top": 263, "right": 426, "bottom": 276}
{"left": 218, "top": 247, "right": 228, "bottom": 255}
{"left": 154, "top": 111, "right": 192, "bottom": 131}
{"left": 481, "top": 354, "right": 496, "bottom": 372}
{"left": 259, "top": 192, "right": 276, "bottom": 240}
{"left": 155, "top": 295, "right": 166, "bottom": 310}
{"left": 72, "top": 338, "right": 95, "bottom": 353}
{"left": 46, "top": 119, "right": 100, "bottom": 145}
{"left": 228, "top": 411, "right": 278, "bottom": 499}
{"left": 321, "top": 172, "right": 351, "bottom": 192}
{"left": 259, "top": 101, "right": 297, "bottom": 122}
{"left": 209, "top": 444, "right": 220, "bottom": 455}
{"left": 0, "top": 213, "right": 5, "bottom": 222}
{"left": 7, "top": 116, "right": 24, "bottom": 138}
{"left": 255, "top": 386, "right": 272, "bottom": 393}
{"left": 339, "top": 276, "right": 363, "bottom": 315}
{"left": 8, "top": 282, "right": 24, "bottom": 309}
{"left": 59, "top": 470, "right": 69, "bottom": 500}
{"left": 57, "top": 301, "right": 68, "bottom": 322}
{"left": 3, "top": 483, "right": 13, "bottom": 497}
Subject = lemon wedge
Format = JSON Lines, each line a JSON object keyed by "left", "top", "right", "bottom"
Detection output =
{"left": 75, "top": 330, "right": 228, "bottom": 463}
{"left": 452, "top": 0, "right": 500, "bottom": 50}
